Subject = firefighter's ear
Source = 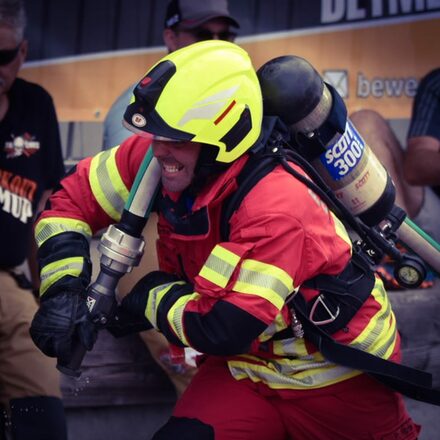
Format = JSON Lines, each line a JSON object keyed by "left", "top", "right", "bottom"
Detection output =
{"left": 163, "top": 28, "right": 178, "bottom": 53}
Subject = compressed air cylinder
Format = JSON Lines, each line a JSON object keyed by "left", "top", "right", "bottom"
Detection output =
{"left": 257, "top": 55, "right": 395, "bottom": 226}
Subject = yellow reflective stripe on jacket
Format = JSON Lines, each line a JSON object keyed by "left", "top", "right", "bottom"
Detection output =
{"left": 331, "top": 212, "right": 352, "bottom": 251}
{"left": 167, "top": 292, "right": 201, "bottom": 346}
{"left": 258, "top": 311, "right": 290, "bottom": 342}
{"left": 349, "top": 280, "right": 397, "bottom": 359}
{"left": 35, "top": 217, "right": 92, "bottom": 247}
{"left": 198, "top": 244, "right": 241, "bottom": 288}
{"left": 40, "top": 256, "right": 84, "bottom": 296}
{"left": 366, "top": 310, "right": 397, "bottom": 359}
{"left": 145, "top": 281, "right": 187, "bottom": 328}
{"left": 228, "top": 356, "right": 360, "bottom": 389}
{"left": 233, "top": 259, "right": 294, "bottom": 310}
{"left": 268, "top": 352, "right": 328, "bottom": 373}
{"left": 272, "top": 336, "right": 313, "bottom": 358}
{"left": 89, "top": 147, "right": 130, "bottom": 221}
{"left": 228, "top": 280, "right": 395, "bottom": 390}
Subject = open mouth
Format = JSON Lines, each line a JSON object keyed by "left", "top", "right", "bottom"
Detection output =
{"left": 162, "top": 163, "right": 184, "bottom": 174}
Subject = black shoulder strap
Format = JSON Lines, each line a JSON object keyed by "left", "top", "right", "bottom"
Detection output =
{"left": 220, "top": 115, "right": 290, "bottom": 241}
{"left": 292, "top": 294, "right": 440, "bottom": 406}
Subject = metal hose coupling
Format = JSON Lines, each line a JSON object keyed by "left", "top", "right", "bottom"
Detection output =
{"left": 99, "top": 224, "right": 145, "bottom": 275}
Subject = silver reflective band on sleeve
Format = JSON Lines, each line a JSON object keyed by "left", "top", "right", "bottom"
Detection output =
{"left": 349, "top": 286, "right": 397, "bottom": 359}
{"left": 167, "top": 292, "right": 200, "bottom": 346}
{"left": 35, "top": 218, "right": 92, "bottom": 247}
{"left": 198, "top": 244, "right": 241, "bottom": 288}
{"left": 89, "top": 147, "right": 130, "bottom": 221}
{"left": 146, "top": 281, "right": 187, "bottom": 328}
{"left": 228, "top": 357, "right": 359, "bottom": 389}
{"left": 234, "top": 259, "right": 294, "bottom": 309}
{"left": 40, "top": 256, "right": 84, "bottom": 296}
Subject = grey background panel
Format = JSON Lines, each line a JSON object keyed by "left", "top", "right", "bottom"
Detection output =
{"left": 23, "top": 0, "right": 440, "bottom": 61}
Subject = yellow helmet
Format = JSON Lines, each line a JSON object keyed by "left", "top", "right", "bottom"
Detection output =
{"left": 123, "top": 40, "right": 262, "bottom": 163}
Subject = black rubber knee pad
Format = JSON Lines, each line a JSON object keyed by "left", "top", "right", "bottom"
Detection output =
{"left": 153, "top": 416, "right": 214, "bottom": 440}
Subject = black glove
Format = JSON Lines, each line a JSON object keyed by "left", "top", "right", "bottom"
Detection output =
{"left": 30, "top": 289, "right": 97, "bottom": 366}
{"left": 106, "top": 306, "right": 153, "bottom": 338}
{"left": 115, "top": 271, "right": 181, "bottom": 333}
{"left": 30, "top": 231, "right": 95, "bottom": 364}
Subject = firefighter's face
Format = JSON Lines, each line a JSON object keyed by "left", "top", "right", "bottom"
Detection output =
{"left": 152, "top": 139, "right": 201, "bottom": 192}
{"left": 0, "top": 26, "right": 27, "bottom": 98}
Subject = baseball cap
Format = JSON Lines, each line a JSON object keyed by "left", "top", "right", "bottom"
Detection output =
{"left": 164, "top": 0, "right": 240, "bottom": 30}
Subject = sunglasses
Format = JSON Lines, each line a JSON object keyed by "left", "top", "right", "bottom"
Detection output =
{"left": 186, "top": 28, "right": 237, "bottom": 42}
{"left": 0, "top": 43, "right": 22, "bottom": 66}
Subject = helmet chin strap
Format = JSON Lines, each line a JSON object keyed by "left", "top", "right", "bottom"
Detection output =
{"left": 188, "top": 145, "right": 229, "bottom": 194}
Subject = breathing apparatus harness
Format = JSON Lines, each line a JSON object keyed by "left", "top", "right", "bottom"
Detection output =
{"left": 219, "top": 115, "right": 440, "bottom": 406}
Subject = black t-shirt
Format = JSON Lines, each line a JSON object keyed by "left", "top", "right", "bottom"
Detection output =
{"left": 0, "top": 78, "right": 65, "bottom": 267}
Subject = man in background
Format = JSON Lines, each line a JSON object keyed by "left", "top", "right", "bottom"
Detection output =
{"left": 403, "top": 68, "right": 440, "bottom": 218}
{"left": 101, "top": 0, "right": 240, "bottom": 397}
{"left": 351, "top": 68, "right": 440, "bottom": 288}
{"left": 0, "top": 0, "right": 67, "bottom": 438}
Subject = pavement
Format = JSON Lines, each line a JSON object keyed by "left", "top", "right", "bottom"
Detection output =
{"left": 65, "top": 400, "right": 440, "bottom": 440}
{"left": 405, "top": 398, "right": 440, "bottom": 439}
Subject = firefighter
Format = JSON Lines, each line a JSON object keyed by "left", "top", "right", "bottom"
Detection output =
{"left": 30, "top": 41, "right": 420, "bottom": 439}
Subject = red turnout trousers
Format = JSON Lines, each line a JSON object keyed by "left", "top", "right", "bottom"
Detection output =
{"left": 172, "top": 357, "right": 421, "bottom": 440}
